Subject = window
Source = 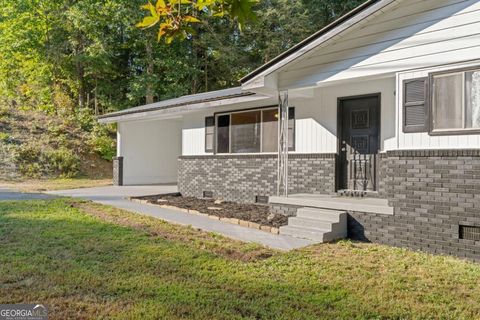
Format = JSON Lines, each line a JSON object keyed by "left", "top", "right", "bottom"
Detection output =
{"left": 205, "top": 116, "right": 215, "bottom": 153}
{"left": 215, "top": 107, "right": 295, "bottom": 154}
{"left": 231, "top": 110, "right": 261, "bottom": 153}
{"left": 216, "top": 114, "right": 230, "bottom": 153}
{"left": 431, "top": 68, "right": 480, "bottom": 133}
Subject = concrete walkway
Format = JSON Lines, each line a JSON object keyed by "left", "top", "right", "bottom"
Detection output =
{"left": 47, "top": 186, "right": 315, "bottom": 251}
{"left": 0, "top": 188, "right": 55, "bottom": 201}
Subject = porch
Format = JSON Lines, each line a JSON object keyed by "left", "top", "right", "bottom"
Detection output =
{"left": 269, "top": 193, "right": 393, "bottom": 216}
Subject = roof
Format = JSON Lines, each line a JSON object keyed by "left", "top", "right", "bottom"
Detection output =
{"left": 98, "top": 87, "right": 254, "bottom": 120}
{"left": 240, "top": 0, "right": 386, "bottom": 84}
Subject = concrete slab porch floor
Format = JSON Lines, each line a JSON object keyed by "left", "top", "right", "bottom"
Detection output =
{"left": 46, "top": 186, "right": 315, "bottom": 251}
{"left": 270, "top": 193, "right": 394, "bottom": 215}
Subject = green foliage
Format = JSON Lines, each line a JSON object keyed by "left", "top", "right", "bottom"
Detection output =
{"left": 12, "top": 144, "right": 80, "bottom": 178}
{"left": 137, "top": 0, "right": 258, "bottom": 43}
{"left": 88, "top": 125, "right": 117, "bottom": 161}
{"left": 47, "top": 148, "right": 81, "bottom": 178}
{"left": 0, "top": 0, "right": 364, "bottom": 179}
{"left": 0, "top": 132, "right": 10, "bottom": 143}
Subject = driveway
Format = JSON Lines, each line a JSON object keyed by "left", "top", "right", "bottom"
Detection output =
{"left": 0, "top": 188, "right": 55, "bottom": 200}
{"left": 46, "top": 184, "right": 178, "bottom": 202}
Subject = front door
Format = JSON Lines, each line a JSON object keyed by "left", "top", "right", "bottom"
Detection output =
{"left": 338, "top": 95, "right": 380, "bottom": 192}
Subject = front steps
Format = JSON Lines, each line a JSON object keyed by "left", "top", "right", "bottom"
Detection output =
{"left": 279, "top": 208, "right": 347, "bottom": 242}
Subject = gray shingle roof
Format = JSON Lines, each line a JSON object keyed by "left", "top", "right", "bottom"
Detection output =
{"left": 98, "top": 87, "right": 254, "bottom": 120}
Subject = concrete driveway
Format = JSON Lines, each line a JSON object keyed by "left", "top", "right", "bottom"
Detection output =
{"left": 0, "top": 188, "right": 55, "bottom": 201}
{"left": 46, "top": 184, "right": 178, "bottom": 202}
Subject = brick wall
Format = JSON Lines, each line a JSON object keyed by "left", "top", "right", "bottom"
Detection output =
{"left": 349, "top": 149, "right": 480, "bottom": 261}
{"left": 178, "top": 153, "right": 336, "bottom": 203}
{"left": 268, "top": 150, "right": 480, "bottom": 261}
{"left": 113, "top": 157, "right": 123, "bottom": 186}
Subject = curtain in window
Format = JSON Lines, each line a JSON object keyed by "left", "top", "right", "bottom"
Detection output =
{"left": 433, "top": 73, "right": 463, "bottom": 130}
{"left": 262, "top": 109, "right": 278, "bottom": 152}
{"left": 466, "top": 71, "right": 480, "bottom": 129}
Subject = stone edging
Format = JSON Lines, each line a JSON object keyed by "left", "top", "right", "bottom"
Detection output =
{"left": 130, "top": 198, "right": 280, "bottom": 235}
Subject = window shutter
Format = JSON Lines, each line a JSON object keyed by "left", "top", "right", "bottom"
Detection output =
{"left": 403, "top": 78, "right": 428, "bottom": 133}
{"left": 205, "top": 116, "right": 215, "bottom": 153}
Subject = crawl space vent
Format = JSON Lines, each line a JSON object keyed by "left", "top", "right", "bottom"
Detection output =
{"left": 203, "top": 191, "right": 213, "bottom": 198}
{"left": 459, "top": 225, "right": 480, "bottom": 241}
{"left": 255, "top": 195, "right": 269, "bottom": 204}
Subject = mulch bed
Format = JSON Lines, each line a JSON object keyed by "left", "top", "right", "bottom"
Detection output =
{"left": 136, "top": 194, "right": 288, "bottom": 228}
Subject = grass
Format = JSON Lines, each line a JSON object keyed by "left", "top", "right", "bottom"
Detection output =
{"left": 1, "top": 199, "right": 480, "bottom": 319}
{"left": 0, "top": 178, "right": 111, "bottom": 192}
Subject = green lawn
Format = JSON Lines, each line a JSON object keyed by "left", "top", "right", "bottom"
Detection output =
{"left": 1, "top": 199, "right": 479, "bottom": 319}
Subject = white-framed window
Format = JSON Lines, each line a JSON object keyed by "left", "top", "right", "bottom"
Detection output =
{"left": 214, "top": 106, "right": 295, "bottom": 154}
{"left": 430, "top": 68, "right": 480, "bottom": 133}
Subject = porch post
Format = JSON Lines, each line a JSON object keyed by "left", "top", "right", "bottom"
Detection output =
{"left": 277, "top": 91, "right": 289, "bottom": 197}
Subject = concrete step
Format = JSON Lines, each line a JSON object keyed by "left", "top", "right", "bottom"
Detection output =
{"left": 296, "top": 208, "right": 344, "bottom": 222}
{"left": 288, "top": 217, "right": 335, "bottom": 231}
{"left": 280, "top": 225, "right": 345, "bottom": 242}
{"left": 280, "top": 225, "right": 329, "bottom": 242}
{"left": 280, "top": 207, "right": 348, "bottom": 242}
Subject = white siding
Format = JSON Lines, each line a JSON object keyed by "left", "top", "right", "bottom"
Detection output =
{"left": 278, "top": 0, "right": 480, "bottom": 89}
{"left": 118, "top": 119, "right": 182, "bottom": 185}
{"left": 182, "top": 78, "right": 396, "bottom": 155}
{"left": 395, "top": 61, "right": 480, "bottom": 150}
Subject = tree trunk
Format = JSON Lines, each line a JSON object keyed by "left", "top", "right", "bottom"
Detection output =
{"left": 145, "top": 40, "right": 154, "bottom": 104}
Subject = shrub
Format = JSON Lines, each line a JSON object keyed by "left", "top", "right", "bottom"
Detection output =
{"left": 88, "top": 123, "right": 116, "bottom": 161}
{"left": 46, "top": 148, "right": 80, "bottom": 178}
{"left": 12, "top": 144, "right": 43, "bottom": 178}
{"left": 12, "top": 144, "right": 80, "bottom": 178}
{"left": 0, "top": 132, "right": 10, "bottom": 142}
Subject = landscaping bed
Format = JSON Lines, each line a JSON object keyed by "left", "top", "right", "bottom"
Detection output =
{"left": 135, "top": 194, "right": 288, "bottom": 228}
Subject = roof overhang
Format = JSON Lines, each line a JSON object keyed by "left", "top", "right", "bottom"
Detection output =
{"left": 98, "top": 91, "right": 272, "bottom": 124}
{"left": 240, "top": 0, "right": 397, "bottom": 92}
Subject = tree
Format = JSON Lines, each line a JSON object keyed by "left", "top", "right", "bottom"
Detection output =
{"left": 136, "top": 0, "right": 258, "bottom": 43}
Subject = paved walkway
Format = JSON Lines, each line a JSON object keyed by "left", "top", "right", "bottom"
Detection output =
{"left": 0, "top": 188, "right": 55, "bottom": 200}
{"left": 47, "top": 186, "right": 315, "bottom": 251}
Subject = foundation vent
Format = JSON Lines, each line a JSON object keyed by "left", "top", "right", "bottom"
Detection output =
{"left": 203, "top": 191, "right": 213, "bottom": 198}
{"left": 459, "top": 225, "right": 480, "bottom": 241}
{"left": 255, "top": 196, "right": 269, "bottom": 204}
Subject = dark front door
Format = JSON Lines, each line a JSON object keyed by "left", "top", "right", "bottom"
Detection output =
{"left": 338, "top": 95, "right": 380, "bottom": 192}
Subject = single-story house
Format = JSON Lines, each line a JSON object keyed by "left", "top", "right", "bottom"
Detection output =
{"left": 99, "top": 0, "right": 480, "bottom": 260}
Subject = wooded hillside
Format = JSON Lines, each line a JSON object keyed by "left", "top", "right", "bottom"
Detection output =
{"left": 0, "top": 0, "right": 364, "bottom": 179}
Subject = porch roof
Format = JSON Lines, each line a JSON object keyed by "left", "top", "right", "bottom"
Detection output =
{"left": 240, "top": 0, "right": 395, "bottom": 90}
{"left": 98, "top": 87, "right": 270, "bottom": 123}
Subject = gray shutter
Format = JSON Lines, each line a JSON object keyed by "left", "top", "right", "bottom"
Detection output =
{"left": 403, "top": 78, "right": 428, "bottom": 133}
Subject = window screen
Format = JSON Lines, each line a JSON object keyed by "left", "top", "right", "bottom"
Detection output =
{"left": 215, "top": 107, "right": 295, "bottom": 154}
{"left": 430, "top": 67, "right": 480, "bottom": 133}
{"left": 231, "top": 111, "right": 261, "bottom": 153}
{"left": 432, "top": 73, "right": 463, "bottom": 130}
{"left": 216, "top": 114, "right": 230, "bottom": 153}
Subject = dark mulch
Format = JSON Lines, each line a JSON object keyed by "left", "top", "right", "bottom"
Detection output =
{"left": 137, "top": 194, "right": 288, "bottom": 228}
